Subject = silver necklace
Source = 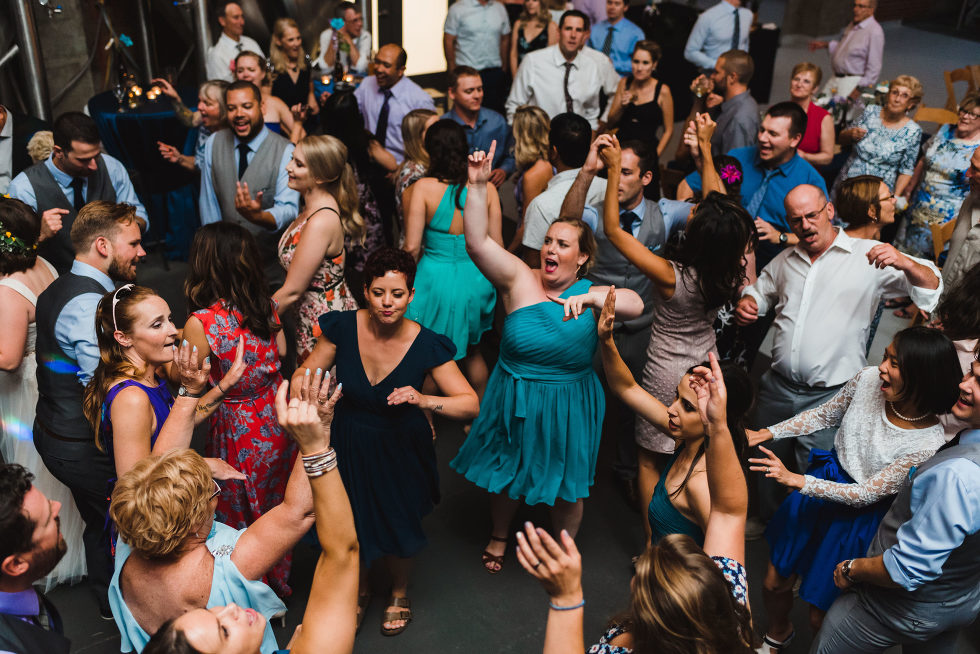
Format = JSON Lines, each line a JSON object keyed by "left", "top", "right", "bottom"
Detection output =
{"left": 888, "top": 401, "right": 929, "bottom": 422}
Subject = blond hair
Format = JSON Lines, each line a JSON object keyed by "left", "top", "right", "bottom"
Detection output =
{"left": 269, "top": 18, "right": 308, "bottom": 75}
{"left": 26, "top": 130, "right": 54, "bottom": 163}
{"left": 790, "top": 61, "right": 822, "bottom": 89}
{"left": 513, "top": 105, "right": 551, "bottom": 172}
{"left": 110, "top": 449, "right": 214, "bottom": 559}
{"left": 297, "top": 135, "right": 366, "bottom": 243}
{"left": 890, "top": 74, "right": 924, "bottom": 109}
{"left": 401, "top": 108, "right": 438, "bottom": 168}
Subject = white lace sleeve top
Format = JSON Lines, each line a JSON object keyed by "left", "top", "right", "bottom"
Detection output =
{"left": 768, "top": 366, "right": 946, "bottom": 506}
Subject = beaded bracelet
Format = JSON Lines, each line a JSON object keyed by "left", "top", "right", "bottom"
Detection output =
{"left": 548, "top": 599, "right": 585, "bottom": 611}
{"left": 302, "top": 447, "right": 337, "bottom": 478}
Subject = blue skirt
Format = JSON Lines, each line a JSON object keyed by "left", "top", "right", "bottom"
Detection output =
{"left": 765, "top": 449, "right": 893, "bottom": 611}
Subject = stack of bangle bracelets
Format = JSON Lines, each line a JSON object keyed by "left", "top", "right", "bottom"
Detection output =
{"left": 302, "top": 447, "right": 337, "bottom": 478}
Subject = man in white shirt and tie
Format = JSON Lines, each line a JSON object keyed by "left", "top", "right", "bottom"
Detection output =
{"left": 736, "top": 183, "right": 942, "bottom": 518}
{"left": 206, "top": 1, "right": 265, "bottom": 82}
{"left": 505, "top": 10, "right": 620, "bottom": 130}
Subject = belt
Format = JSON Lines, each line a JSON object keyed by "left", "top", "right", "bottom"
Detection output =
{"left": 35, "top": 420, "right": 95, "bottom": 443}
{"left": 769, "top": 368, "right": 845, "bottom": 394}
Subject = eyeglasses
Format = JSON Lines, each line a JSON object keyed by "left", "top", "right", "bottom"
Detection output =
{"left": 208, "top": 479, "right": 221, "bottom": 502}
{"left": 111, "top": 283, "right": 135, "bottom": 332}
{"left": 874, "top": 193, "right": 895, "bottom": 204}
{"left": 787, "top": 201, "right": 828, "bottom": 226}
{"left": 889, "top": 89, "right": 913, "bottom": 100}
{"left": 959, "top": 108, "right": 980, "bottom": 121}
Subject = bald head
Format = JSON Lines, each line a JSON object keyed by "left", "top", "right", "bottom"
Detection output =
{"left": 784, "top": 184, "right": 836, "bottom": 256}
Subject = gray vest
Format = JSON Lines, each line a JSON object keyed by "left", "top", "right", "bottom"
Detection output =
{"left": 210, "top": 129, "right": 289, "bottom": 266}
{"left": 23, "top": 157, "right": 116, "bottom": 274}
{"left": 34, "top": 271, "right": 107, "bottom": 441}
{"left": 587, "top": 198, "right": 665, "bottom": 331}
{"left": 867, "top": 437, "right": 980, "bottom": 604}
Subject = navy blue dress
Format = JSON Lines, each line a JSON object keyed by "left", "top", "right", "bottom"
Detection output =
{"left": 319, "top": 310, "right": 456, "bottom": 564}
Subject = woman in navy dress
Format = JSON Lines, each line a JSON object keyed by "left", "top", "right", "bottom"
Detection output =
{"left": 293, "top": 247, "right": 478, "bottom": 636}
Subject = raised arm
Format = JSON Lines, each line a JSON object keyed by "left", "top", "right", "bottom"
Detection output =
{"left": 689, "top": 353, "right": 746, "bottom": 564}
{"left": 558, "top": 137, "right": 604, "bottom": 222}
{"left": 598, "top": 138, "right": 677, "bottom": 299}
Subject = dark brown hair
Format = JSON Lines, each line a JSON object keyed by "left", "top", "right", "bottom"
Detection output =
{"left": 0, "top": 198, "right": 40, "bottom": 274}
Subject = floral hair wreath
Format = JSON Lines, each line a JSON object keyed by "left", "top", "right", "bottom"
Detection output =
{"left": 0, "top": 195, "right": 38, "bottom": 255}
{"left": 719, "top": 163, "right": 742, "bottom": 186}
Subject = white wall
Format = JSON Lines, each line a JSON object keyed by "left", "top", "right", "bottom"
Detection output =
{"left": 401, "top": 0, "right": 449, "bottom": 75}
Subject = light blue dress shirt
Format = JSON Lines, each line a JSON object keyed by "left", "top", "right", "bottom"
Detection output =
{"left": 581, "top": 197, "right": 690, "bottom": 240}
{"left": 198, "top": 126, "right": 299, "bottom": 230}
{"left": 587, "top": 18, "right": 645, "bottom": 77}
{"left": 882, "top": 429, "right": 980, "bottom": 591}
{"left": 444, "top": 0, "right": 511, "bottom": 70}
{"left": 441, "top": 107, "right": 516, "bottom": 174}
{"left": 55, "top": 260, "right": 115, "bottom": 386}
{"left": 7, "top": 154, "right": 149, "bottom": 227}
{"left": 354, "top": 75, "right": 437, "bottom": 163}
{"left": 683, "top": 1, "right": 753, "bottom": 71}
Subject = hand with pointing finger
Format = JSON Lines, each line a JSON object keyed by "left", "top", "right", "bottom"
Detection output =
{"left": 39, "top": 208, "right": 69, "bottom": 242}
{"left": 467, "top": 140, "right": 497, "bottom": 186}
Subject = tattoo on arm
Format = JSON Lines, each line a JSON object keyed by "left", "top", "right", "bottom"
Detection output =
{"left": 196, "top": 397, "right": 222, "bottom": 414}
{"left": 431, "top": 404, "right": 444, "bottom": 413}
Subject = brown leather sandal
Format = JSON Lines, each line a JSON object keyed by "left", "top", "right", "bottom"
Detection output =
{"left": 481, "top": 535, "right": 508, "bottom": 574}
{"left": 380, "top": 596, "right": 412, "bottom": 637}
{"left": 355, "top": 592, "right": 371, "bottom": 634}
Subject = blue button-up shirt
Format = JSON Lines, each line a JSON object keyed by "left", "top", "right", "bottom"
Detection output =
{"left": 444, "top": 0, "right": 511, "bottom": 70}
{"left": 8, "top": 154, "right": 149, "bottom": 227}
{"left": 587, "top": 17, "right": 645, "bottom": 77}
{"left": 198, "top": 126, "right": 299, "bottom": 230}
{"left": 55, "top": 260, "right": 115, "bottom": 386}
{"left": 683, "top": 1, "right": 753, "bottom": 71}
{"left": 355, "top": 75, "right": 437, "bottom": 163}
{"left": 882, "top": 429, "right": 980, "bottom": 591}
{"left": 441, "top": 106, "right": 515, "bottom": 174}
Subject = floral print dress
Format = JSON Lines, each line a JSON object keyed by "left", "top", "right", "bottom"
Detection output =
{"left": 194, "top": 301, "right": 297, "bottom": 598}
{"left": 278, "top": 208, "right": 359, "bottom": 364}
{"left": 831, "top": 104, "right": 921, "bottom": 199}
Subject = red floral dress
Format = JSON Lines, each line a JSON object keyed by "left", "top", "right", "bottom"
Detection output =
{"left": 277, "top": 210, "right": 358, "bottom": 365}
{"left": 194, "top": 301, "right": 297, "bottom": 598}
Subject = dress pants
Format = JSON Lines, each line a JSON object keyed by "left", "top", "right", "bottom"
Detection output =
{"left": 811, "top": 587, "right": 980, "bottom": 654}
{"left": 750, "top": 369, "right": 842, "bottom": 520}
{"left": 33, "top": 423, "right": 114, "bottom": 608}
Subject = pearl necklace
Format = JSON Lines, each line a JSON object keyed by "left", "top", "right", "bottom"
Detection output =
{"left": 888, "top": 401, "right": 929, "bottom": 422}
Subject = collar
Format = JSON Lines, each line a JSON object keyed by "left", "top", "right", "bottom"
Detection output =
{"left": 466, "top": 0, "right": 492, "bottom": 5}
{"left": 550, "top": 45, "right": 578, "bottom": 68}
{"left": 548, "top": 168, "right": 582, "bottom": 187}
{"left": 70, "top": 259, "right": 116, "bottom": 292}
{"left": 44, "top": 156, "right": 77, "bottom": 187}
{"left": 235, "top": 125, "right": 269, "bottom": 152}
{"left": 791, "top": 227, "right": 849, "bottom": 261}
{"left": 0, "top": 107, "right": 11, "bottom": 139}
{"left": 218, "top": 32, "right": 243, "bottom": 47}
{"left": 851, "top": 15, "right": 876, "bottom": 30}
{"left": 962, "top": 429, "right": 980, "bottom": 444}
{"left": 448, "top": 106, "right": 487, "bottom": 129}
{"left": 0, "top": 589, "right": 40, "bottom": 617}
{"left": 378, "top": 75, "right": 408, "bottom": 98}
{"left": 621, "top": 197, "right": 647, "bottom": 220}
{"left": 751, "top": 148, "right": 801, "bottom": 177}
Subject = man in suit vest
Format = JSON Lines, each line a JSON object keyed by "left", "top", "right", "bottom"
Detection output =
{"left": 812, "top": 352, "right": 980, "bottom": 653}
{"left": 0, "top": 104, "right": 49, "bottom": 195}
{"left": 0, "top": 463, "right": 71, "bottom": 654}
{"left": 7, "top": 112, "right": 147, "bottom": 274}
{"left": 559, "top": 135, "right": 691, "bottom": 509}
{"left": 33, "top": 201, "right": 145, "bottom": 620}
{"left": 199, "top": 80, "right": 299, "bottom": 286}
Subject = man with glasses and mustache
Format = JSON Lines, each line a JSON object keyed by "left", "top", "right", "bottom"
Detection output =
{"left": 33, "top": 201, "right": 145, "bottom": 622}
{"left": 809, "top": 0, "right": 884, "bottom": 103}
{"left": 736, "top": 183, "right": 941, "bottom": 521}
{"left": 0, "top": 463, "right": 71, "bottom": 653}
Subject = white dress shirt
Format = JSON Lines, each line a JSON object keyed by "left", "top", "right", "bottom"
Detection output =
{"left": 206, "top": 32, "right": 265, "bottom": 82}
{"left": 314, "top": 28, "right": 372, "bottom": 74}
{"left": 505, "top": 45, "right": 619, "bottom": 129}
{"left": 744, "top": 229, "right": 942, "bottom": 387}
{"left": 522, "top": 168, "right": 607, "bottom": 250}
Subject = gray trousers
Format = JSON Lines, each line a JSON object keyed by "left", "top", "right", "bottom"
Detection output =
{"left": 811, "top": 587, "right": 980, "bottom": 654}
{"left": 751, "top": 369, "right": 842, "bottom": 520}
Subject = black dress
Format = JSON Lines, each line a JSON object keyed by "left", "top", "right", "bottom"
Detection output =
{"left": 617, "top": 77, "right": 665, "bottom": 200}
{"left": 517, "top": 23, "right": 549, "bottom": 66}
{"left": 271, "top": 67, "right": 311, "bottom": 108}
{"left": 319, "top": 310, "right": 456, "bottom": 564}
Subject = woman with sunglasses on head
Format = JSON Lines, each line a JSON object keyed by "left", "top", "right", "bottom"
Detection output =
{"left": 82, "top": 284, "right": 246, "bottom": 483}
{"left": 519, "top": 344, "right": 757, "bottom": 654}
{"left": 747, "top": 326, "right": 961, "bottom": 652}
{"left": 115, "top": 376, "right": 354, "bottom": 654}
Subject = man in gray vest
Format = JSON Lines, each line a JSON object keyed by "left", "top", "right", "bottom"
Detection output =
{"left": 559, "top": 134, "right": 690, "bottom": 507}
{"left": 199, "top": 80, "right": 298, "bottom": 286}
{"left": 33, "top": 201, "right": 144, "bottom": 620}
{"left": 812, "top": 354, "right": 980, "bottom": 653}
{"left": 7, "top": 112, "right": 148, "bottom": 274}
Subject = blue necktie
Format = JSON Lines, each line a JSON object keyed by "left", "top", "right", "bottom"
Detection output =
{"left": 745, "top": 169, "right": 779, "bottom": 219}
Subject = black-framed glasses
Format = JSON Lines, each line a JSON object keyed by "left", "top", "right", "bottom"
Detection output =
{"left": 959, "top": 108, "right": 980, "bottom": 121}
{"left": 787, "top": 201, "right": 829, "bottom": 227}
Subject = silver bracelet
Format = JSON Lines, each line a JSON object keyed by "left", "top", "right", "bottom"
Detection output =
{"left": 302, "top": 448, "right": 337, "bottom": 478}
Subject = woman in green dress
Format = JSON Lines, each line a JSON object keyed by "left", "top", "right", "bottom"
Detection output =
{"left": 451, "top": 142, "right": 644, "bottom": 573}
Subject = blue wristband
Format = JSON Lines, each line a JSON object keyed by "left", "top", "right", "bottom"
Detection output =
{"left": 549, "top": 598, "right": 585, "bottom": 611}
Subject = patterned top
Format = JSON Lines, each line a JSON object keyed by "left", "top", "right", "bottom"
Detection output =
{"left": 832, "top": 105, "right": 922, "bottom": 197}
{"left": 769, "top": 366, "right": 945, "bottom": 506}
{"left": 907, "top": 124, "right": 980, "bottom": 227}
{"left": 586, "top": 556, "right": 748, "bottom": 653}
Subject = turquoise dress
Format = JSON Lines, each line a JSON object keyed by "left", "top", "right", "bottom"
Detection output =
{"left": 109, "top": 522, "right": 285, "bottom": 654}
{"left": 407, "top": 184, "right": 496, "bottom": 360}
{"left": 648, "top": 451, "right": 705, "bottom": 547}
{"left": 451, "top": 278, "right": 605, "bottom": 505}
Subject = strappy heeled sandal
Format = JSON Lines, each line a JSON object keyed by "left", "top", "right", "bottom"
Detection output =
{"left": 481, "top": 535, "right": 508, "bottom": 574}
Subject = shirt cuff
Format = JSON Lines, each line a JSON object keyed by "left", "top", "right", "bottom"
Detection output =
{"left": 743, "top": 286, "right": 768, "bottom": 315}
{"left": 881, "top": 549, "right": 917, "bottom": 591}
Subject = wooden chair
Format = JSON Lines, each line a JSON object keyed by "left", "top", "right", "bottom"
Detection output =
{"left": 930, "top": 217, "right": 959, "bottom": 263}
{"left": 944, "top": 67, "right": 979, "bottom": 112}
{"left": 913, "top": 106, "right": 959, "bottom": 126}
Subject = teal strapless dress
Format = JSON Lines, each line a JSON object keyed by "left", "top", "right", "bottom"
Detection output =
{"left": 648, "top": 451, "right": 705, "bottom": 547}
{"left": 407, "top": 184, "right": 496, "bottom": 360}
{"left": 451, "top": 278, "right": 604, "bottom": 505}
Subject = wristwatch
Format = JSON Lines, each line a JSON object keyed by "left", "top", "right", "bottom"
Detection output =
{"left": 778, "top": 232, "right": 788, "bottom": 244}
{"left": 178, "top": 385, "right": 205, "bottom": 399}
{"left": 841, "top": 559, "right": 856, "bottom": 583}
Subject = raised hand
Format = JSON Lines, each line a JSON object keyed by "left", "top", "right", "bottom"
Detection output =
{"left": 688, "top": 352, "right": 728, "bottom": 430}
{"left": 694, "top": 112, "right": 717, "bottom": 146}
{"left": 275, "top": 377, "right": 341, "bottom": 453}
{"left": 205, "top": 457, "right": 247, "bottom": 481}
{"left": 39, "top": 207, "right": 68, "bottom": 242}
{"left": 597, "top": 286, "right": 616, "bottom": 341}
{"left": 296, "top": 367, "right": 343, "bottom": 430}
{"left": 516, "top": 522, "right": 583, "bottom": 604}
{"left": 234, "top": 181, "right": 265, "bottom": 222}
{"left": 174, "top": 339, "right": 210, "bottom": 395}
{"left": 748, "top": 446, "right": 804, "bottom": 489}
{"left": 217, "top": 336, "right": 247, "bottom": 392}
{"left": 150, "top": 77, "right": 180, "bottom": 100}
{"left": 467, "top": 140, "right": 497, "bottom": 185}
{"left": 597, "top": 135, "right": 622, "bottom": 169}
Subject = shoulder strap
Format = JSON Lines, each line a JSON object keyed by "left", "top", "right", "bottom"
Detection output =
{"left": 0, "top": 277, "right": 38, "bottom": 305}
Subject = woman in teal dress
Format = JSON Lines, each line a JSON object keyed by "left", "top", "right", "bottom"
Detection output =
{"left": 450, "top": 142, "right": 645, "bottom": 573}
{"left": 403, "top": 121, "right": 501, "bottom": 398}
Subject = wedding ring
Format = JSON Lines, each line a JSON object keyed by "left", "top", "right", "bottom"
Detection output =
{"left": 533, "top": 561, "right": 542, "bottom": 569}
{"left": 766, "top": 467, "right": 771, "bottom": 473}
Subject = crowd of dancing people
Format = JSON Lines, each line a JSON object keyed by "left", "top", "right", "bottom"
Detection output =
{"left": 2, "top": 0, "right": 980, "bottom": 653}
